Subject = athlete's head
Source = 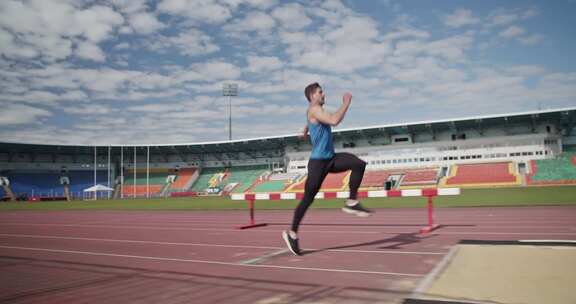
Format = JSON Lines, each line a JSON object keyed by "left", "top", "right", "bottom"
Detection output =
{"left": 304, "top": 82, "right": 325, "bottom": 105}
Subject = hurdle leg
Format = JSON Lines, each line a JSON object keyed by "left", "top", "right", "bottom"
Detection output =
{"left": 420, "top": 195, "right": 440, "bottom": 234}
{"left": 236, "top": 199, "right": 268, "bottom": 229}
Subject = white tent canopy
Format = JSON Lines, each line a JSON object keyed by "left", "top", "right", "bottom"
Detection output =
{"left": 83, "top": 184, "right": 114, "bottom": 200}
{"left": 83, "top": 184, "right": 114, "bottom": 192}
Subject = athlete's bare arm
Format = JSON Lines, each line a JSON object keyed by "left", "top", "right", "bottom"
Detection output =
{"left": 309, "top": 93, "right": 352, "bottom": 126}
{"left": 298, "top": 125, "right": 309, "bottom": 140}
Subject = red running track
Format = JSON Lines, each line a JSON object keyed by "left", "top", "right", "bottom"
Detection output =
{"left": 0, "top": 206, "right": 575, "bottom": 303}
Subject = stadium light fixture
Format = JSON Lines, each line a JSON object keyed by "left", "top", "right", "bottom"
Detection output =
{"left": 222, "top": 83, "right": 238, "bottom": 141}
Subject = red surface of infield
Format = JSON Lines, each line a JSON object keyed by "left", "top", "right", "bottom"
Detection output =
{"left": 0, "top": 206, "right": 575, "bottom": 303}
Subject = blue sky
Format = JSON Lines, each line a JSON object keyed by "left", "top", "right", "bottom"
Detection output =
{"left": 0, "top": 0, "right": 575, "bottom": 145}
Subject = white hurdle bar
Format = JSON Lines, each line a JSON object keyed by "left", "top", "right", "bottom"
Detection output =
{"left": 231, "top": 188, "right": 461, "bottom": 232}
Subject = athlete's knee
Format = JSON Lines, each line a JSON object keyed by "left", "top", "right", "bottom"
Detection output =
{"left": 354, "top": 159, "right": 367, "bottom": 171}
{"left": 304, "top": 187, "right": 321, "bottom": 199}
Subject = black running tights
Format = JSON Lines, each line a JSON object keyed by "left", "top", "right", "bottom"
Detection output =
{"left": 291, "top": 152, "right": 366, "bottom": 232}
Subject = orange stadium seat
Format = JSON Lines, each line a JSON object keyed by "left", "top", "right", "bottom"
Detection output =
{"left": 170, "top": 168, "right": 197, "bottom": 190}
{"left": 401, "top": 169, "right": 438, "bottom": 185}
{"left": 360, "top": 171, "right": 390, "bottom": 188}
{"left": 287, "top": 171, "right": 350, "bottom": 192}
{"left": 122, "top": 185, "right": 163, "bottom": 197}
{"left": 444, "top": 162, "right": 518, "bottom": 187}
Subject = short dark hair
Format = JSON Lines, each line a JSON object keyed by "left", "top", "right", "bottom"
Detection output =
{"left": 304, "top": 82, "right": 321, "bottom": 102}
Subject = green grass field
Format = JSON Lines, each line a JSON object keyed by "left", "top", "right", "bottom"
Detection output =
{"left": 1, "top": 186, "right": 575, "bottom": 211}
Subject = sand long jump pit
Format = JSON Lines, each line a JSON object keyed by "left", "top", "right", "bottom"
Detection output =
{"left": 405, "top": 240, "right": 576, "bottom": 304}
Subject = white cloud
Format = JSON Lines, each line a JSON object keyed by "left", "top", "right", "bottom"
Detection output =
{"left": 73, "top": 6, "right": 125, "bottom": 42}
{"left": 224, "top": 11, "right": 276, "bottom": 33}
{"left": 518, "top": 34, "right": 544, "bottom": 46}
{"left": 1, "top": 90, "right": 62, "bottom": 106}
{"left": 190, "top": 61, "right": 242, "bottom": 81}
{"left": 219, "top": 0, "right": 277, "bottom": 10}
{"left": 489, "top": 13, "right": 518, "bottom": 26}
{"left": 0, "top": 0, "right": 573, "bottom": 145}
{"left": 129, "top": 12, "right": 165, "bottom": 34}
{"left": 246, "top": 56, "right": 283, "bottom": 73}
{"left": 119, "top": 89, "right": 184, "bottom": 101}
{"left": 272, "top": 3, "right": 311, "bottom": 31}
{"left": 128, "top": 73, "right": 174, "bottom": 90}
{"left": 380, "top": 0, "right": 401, "bottom": 13}
{"left": 499, "top": 25, "right": 525, "bottom": 38}
{"left": 533, "top": 73, "right": 576, "bottom": 103}
{"left": 112, "top": 0, "right": 165, "bottom": 34}
{"left": 111, "top": 0, "right": 149, "bottom": 14}
{"left": 505, "top": 65, "right": 546, "bottom": 77}
{"left": 1, "top": 87, "right": 87, "bottom": 108}
{"left": 0, "top": 0, "right": 123, "bottom": 62}
{"left": 389, "top": 57, "right": 466, "bottom": 84}
{"left": 539, "top": 73, "right": 576, "bottom": 85}
{"left": 25, "top": 33, "right": 74, "bottom": 62}
{"left": 75, "top": 42, "right": 106, "bottom": 62}
{"left": 383, "top": 28, "right": 430, "bottom": 41}
{"left": 126, "top": 102, "right": 184, "bottom": 113}
{"left": 0, "top": 61, "right": 243, "bottom": 108}
{"left": 157, "top": 0, "right": 232, "bottom": 24}
{"left": 392, "top": 33, "right": 473, "bottom": 64}
{"left": 521, "top": 8, "right": 539, "bottom": 19}
{"left": 148, "top": 28, "right": 219, "bottom": 56}
{"left": 426, "top": 34, "right": 473, "bottom": 62}
{"left": 69, "top": 68, "right": 140, "bottom": 93}
{"left": 0, "top": 28, "right": 39, "bottom": 59}
{"left": 234, "top": 103, "right": 301, "bottom": 118}
{"left": 114, "top": 42, "right": 131, "bottom": 49}
{"left": 295, "top": 42, "right": 390, "bottom": 73}
{"left": 312, "top": 0, "right": 355, "bottom": 26}
{"left": 0, "top": 104, "right": 52, "bottom": 125}
{"left": 443, "top": 9, "right": 480, "bottom": 28}
{"left": 174, "top": 70, "right": 204, "bottom": 83}
{"left": 244, "top": 69, "right": 329, "bottom": 95}
{"left": 285, "top": 16, "right": 390, "bottom": 73}
{"left": 326, "top": 17, "right": 379, "bottom": 43}
{"left": 244, "top": 0, "right": 278, "bottom": 9}
{"left": 487, "top": 8, "right": 540, "bottom": 27}
{"left": 0, "top": 0, "right": 73, "bottom": 37}
{"left": 60, "top": 90, "right": 89, "bottom": 101}
{"left": 64, "top": 104, "right": 112, "bottom": 115}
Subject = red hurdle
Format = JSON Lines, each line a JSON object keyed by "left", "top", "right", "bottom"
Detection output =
{"left": 236, "top": 194, "right": 268, "bottom": 229}
{"left": 231, "top": 188, "right": 461, "bottom": 233}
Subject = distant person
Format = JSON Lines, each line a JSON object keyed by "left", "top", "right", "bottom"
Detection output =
{"left": 283, "top": 82, "right": 372, "bottom": 256}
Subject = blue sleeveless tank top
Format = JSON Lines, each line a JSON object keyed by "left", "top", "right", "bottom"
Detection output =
{"left": 308, "top": 121, "right": 335, "bottom": 159}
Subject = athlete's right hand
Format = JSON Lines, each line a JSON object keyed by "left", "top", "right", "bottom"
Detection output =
{"left": 343, "top": 92, "right": 352, "bottom": 105}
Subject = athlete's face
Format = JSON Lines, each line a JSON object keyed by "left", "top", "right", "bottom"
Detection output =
{"left": 312, "top": 87, "right": 325, "bottom": 105}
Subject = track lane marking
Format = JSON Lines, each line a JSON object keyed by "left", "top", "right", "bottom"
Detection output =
{"left": 0, "top": 234, "right": 446, "bottom": 255}
{"left": 1, "top": 223, "right": 575, "bottom": 236}
{"left": 0, "top": 245, "right": 425, "bottom": 277}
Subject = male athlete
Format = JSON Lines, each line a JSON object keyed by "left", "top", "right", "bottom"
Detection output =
{"left": 283, "top": 82, "right": 372, "bottom": 256}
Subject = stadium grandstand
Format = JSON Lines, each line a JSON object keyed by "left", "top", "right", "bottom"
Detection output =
{"left": 1, "top": 108, "right": 575, "bottom": 201}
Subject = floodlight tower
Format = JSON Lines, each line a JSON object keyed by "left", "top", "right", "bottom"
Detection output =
{"left": 222, "top": 83, "right": 238, "bottom": 141}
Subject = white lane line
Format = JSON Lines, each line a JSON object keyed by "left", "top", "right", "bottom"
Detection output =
{"left": 0, "top": 245, "right": 424, "bottom": 277}
{"left": 240, "top": 249, "right": 289, "bottom": 265}
{"left": 410, "top": 245, "right": 460, "bottom": 299}
{"left": 519, "top": 239, "right": 576, "bottom": 243}
{"left": 2, "top": 224, "right": 575, "bottom": 236}
{"left": 0, "top": 223, "right": 382, "bottom": 234}
{"left": 440, "top": 232, "right": 576, "bottom": 236}
{"left": 0, "top": 234, "right": 445, "bottom": 255}
{"left": 1, "top": 222, "right": 574, "bottom": 232}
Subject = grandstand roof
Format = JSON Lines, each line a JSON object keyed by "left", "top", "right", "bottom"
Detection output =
{"left": 1, "top": 107, "right": 575, "bottom": 156}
